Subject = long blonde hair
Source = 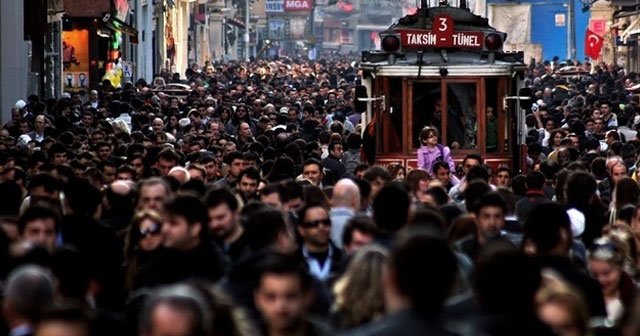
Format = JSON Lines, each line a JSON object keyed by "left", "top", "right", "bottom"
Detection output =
{"left": 332, "top": 245, "right": 389, "bottom": 328}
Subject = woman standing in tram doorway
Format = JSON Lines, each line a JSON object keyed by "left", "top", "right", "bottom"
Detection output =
{"left": 417, "top": 126, "right": 456, "bottom": 176}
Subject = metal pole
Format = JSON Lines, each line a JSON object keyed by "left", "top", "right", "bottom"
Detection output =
{"left": 244, "top": 0, "right": 250, "bottom": 61}
{"left": 567, "top": 0, "right": 576, "bottom": 60}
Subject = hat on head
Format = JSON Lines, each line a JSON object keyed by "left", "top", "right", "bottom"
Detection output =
{"left": 61, "top": 93, "right": 71, "bottom": 99}
{"left": 14, "top": 100, "right": 26, "bottom": 109}
{"left": 179, "top": 118, "right": 191, "bottom": 128}
{"left": 279, "top": 107, "right": 289, "bottom": 115}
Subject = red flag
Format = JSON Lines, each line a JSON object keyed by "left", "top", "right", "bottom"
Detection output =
{"left": 585, "top": 29, "right": 604, "bottom": 60}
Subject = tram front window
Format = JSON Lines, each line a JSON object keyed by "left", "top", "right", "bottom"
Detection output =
{"left": 412, "top": 82, "right": 477, "bottom": 150}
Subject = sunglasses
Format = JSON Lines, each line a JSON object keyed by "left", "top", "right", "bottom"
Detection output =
{"left": 301, "top": 218, "right": 331, "bottom": 228}
{"left": 140, "top": 223, "right": 161, "bottom": 237}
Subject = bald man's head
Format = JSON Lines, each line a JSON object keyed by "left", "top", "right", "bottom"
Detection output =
{"left": 331, "top": 178, "right": 360, "bottom": 210}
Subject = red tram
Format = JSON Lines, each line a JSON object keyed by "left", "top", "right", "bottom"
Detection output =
{"left": 357, "top": 0, "right": 531, "bottom": 173}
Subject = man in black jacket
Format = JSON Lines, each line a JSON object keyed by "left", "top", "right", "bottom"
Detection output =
{"left": 136, "top": 194, "right": 226, "bottom": 287}
{"left": 523, "top": 202, "right": 607, "bottom": 318}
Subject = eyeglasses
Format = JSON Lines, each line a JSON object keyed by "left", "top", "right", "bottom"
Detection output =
{"left": 140, "top": 223, "right": 161, "bottom": 237}
{"left": 301, "top": 218, "right": 331, "bottom": 228}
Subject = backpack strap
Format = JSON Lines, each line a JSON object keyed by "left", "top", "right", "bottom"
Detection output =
{"left": 437, "top": 144, "right": 445, "bottom": 160}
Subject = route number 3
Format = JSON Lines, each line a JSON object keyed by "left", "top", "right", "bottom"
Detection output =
{"left": 438, "top": 17, "right": 448, "bottom": 32}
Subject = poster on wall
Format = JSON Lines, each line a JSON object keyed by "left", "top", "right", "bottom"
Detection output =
{"left": 269, "top": 19, "right": 285, "bottom": 39}
{"left": 289, "top": 17, "right": 306, "bottom": 40}
{"left": 62, "top": 29, "right": 90, "bottom": 90}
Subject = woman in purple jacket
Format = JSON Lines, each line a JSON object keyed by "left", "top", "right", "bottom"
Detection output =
{"left": 416, "top": 126, "right": 456, "bottom": 176}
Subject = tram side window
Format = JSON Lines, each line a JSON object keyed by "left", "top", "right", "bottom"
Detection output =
{"left": 388, "top": 78, "right": 403, "bottom": 152}
{"left": 412, "top": 83, "right": 441, "bottom": 148}
{"left": 485, "top": 78, "right": 499, "bottom": 153}
{"left": 446, "top": 83, "right": 477, "bottom": 150}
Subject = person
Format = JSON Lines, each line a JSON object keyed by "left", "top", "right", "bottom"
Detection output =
{"left": 138, "top": 283, "right": 214, "bottom": 336}
{"left": 515, "top": 171, "right": 550, "bottom": 224}
{"left": 205, "top": 188, "right": 248, "bottom": 262}
{"left": 455, "top": 191, "right": 507, "bottom": 263}
{"left": 33, "top": 305, "right": 92, "bottom": 336}
{"left": 137, "top": 177, "right": 172, "bottom": 212}
{"left": 341, "top": 216, "right": 377, "bottom": 254}
{"left": 135, "top": 194, "right": 226, "bottom": 287}
{"left": 522, "top": 202, "right": 607, "bottom": 318}
{"left": 588, "top": 236, "right": 637, "bottom": 326}
{"left": 329, "top": 179, "right": 360, "bottom": 249}
{"left": 493, "top": 166, "right": 511, "bottom": 188}
{"left": 348, "top": 231, "right": 458, "bottom": 336}
{"left": 331, "top": 245, "right": 389, "bottom": 330}
{"left": 416, "top": 126, "right": 455, "bottom": 176}
{"left": 214, "top": 151, "right": 244, "bottom": 189}
{"left": 3, "top": 265, "right": 56, "bottom": 336}
{"left": 236, "top": 167, "right": 260, "bottom": 203}
{"left": 302, "top": 158, "right": 325, "bottom": 187}
{"left": 123, "top": 209, "right": 164, "bottom": 291}
{"left": 296, "top": 203, "right": 344, "bottom": 282}
{"left": 536, "top": 274, "right": 590, "bottom": 336}
{"left": 383, "top": 164, "right": 403, "bottom": 183}
{"left": 254, "top": 253, "right": 334, "bottom": 336}
{"left": 17, "top": 204, "right": 59, "bottom": 253}
{"left": 322, "top": 141, "right": 346, "bottom": 180}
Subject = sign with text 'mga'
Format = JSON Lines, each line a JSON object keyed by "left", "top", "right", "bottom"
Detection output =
{"left": 284, "top": 0, "right": 313, "bottom": 11}
{"left": 399, "top": 15, "right": 483, "bottom": 49}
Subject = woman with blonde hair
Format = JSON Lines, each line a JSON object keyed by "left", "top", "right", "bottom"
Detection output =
{"left": 123, "top": 209, "right": 164, "bottom": 292}
{"left": 331, "top": 245, "right": 389, "bottom": 329}
{"left": 536, "top": 271, "right": 590, "bottom": 336}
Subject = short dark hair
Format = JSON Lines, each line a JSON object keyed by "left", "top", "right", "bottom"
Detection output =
{"left": 157, "top": 148, "right": 181, "bottom": 164}
{"left": 494, "top": 166, "right": 511, "bottom": 177}
{"left": 296, "top": 202, "right": 328, "bottom": 225}
{"left": 363, "top": 166, "right": 392, "bottom": 183}
{"left": 342, "top": 216, "right": 377, "bottom": 247}
{"left": 223, "top": 151, "right": 244, "bottom": 165}
{"left": 164, "top": 194, "right": 209, "bottom": 238}
{"left": 523, "top": 202, "right": 571, "bottom": 254}
{"left": 245, "top": 208, "right": 288, "bottom": 252}
{"left": 302, "top": 158, "right": 323, "bottom": 171}
{"left": 432, "top": 161, "right": 450, "bottom": 173}
{"left": 28, "top": 173, "right": 62, "bottom": 194}
{"left": 328, "top": 141, "right": 343, "bottom": 152}
{"left": 204, "top": 187, "right": 239, "bottom": 212}
{"left": 373, "top": 184, "right": 410, "bottom": 234}
{"left": 18, "top": 204, "right": 60, "bottom": 235}
{"left": 257, "top": 252, "right": 312, "bottom": 292}
{"left": 238, "top": 166, "right": 260, "bottom": 183}
{"left": 463, "top": 153, "right": 483, "bottom": 166}
{"left": 391, "top": 231, "right": 457, "bottom": 316}
{"left": 525, "top": 171, "right": 545, "bottom": 190}
{"left": 472, "top": 191, "right": 507, "bottom": 216}
{"left": 260, "top": 183, "right": 287, "bottom": 203}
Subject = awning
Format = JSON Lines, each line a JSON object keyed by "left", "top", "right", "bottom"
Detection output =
{"left": 620, "top": 18, "right": 640, "bottom": 43}
{"left": 102, "top": 13, "right": 139, "bottom": 42}
{"left": 227, "top": 18, "right": 246, "bottom": 29}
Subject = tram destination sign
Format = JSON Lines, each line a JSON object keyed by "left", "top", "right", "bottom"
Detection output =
{"left": 399, "top": 29, "right": 484, "bottom": 49}
{"left": 396, "top": 15, "right": 484, "bottom": 49}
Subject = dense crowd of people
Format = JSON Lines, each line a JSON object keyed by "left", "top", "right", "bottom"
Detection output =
{"left": 3, "top": 55, "right": 640, "bottom": 336}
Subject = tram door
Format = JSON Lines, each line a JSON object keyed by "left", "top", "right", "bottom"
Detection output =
{"left": 410, "top": 77, "right": 509, "bottom": 159}
{"left": 411, "top": 80, "right": 479, "bottom": 151}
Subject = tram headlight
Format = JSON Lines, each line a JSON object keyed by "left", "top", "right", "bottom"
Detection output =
{"left": 484, "top": 34, "right": 503, "bottom": 51}
{"left": 381, "top": 35, "right": 401, "bottom": 53}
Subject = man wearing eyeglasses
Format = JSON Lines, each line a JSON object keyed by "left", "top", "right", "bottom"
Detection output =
{"left": 296, "top": 203, "right": 343, "bottom": 282}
